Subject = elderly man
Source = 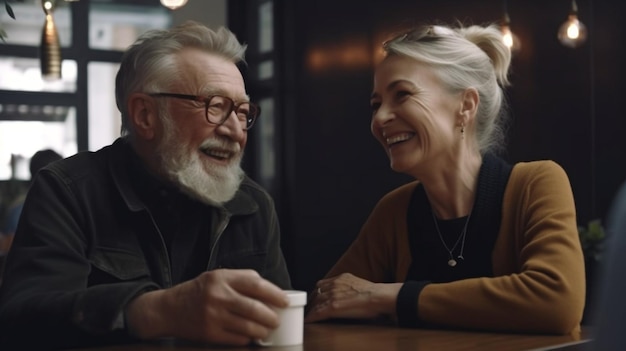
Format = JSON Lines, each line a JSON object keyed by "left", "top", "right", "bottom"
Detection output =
{"left": 0, "top": 21, "right": 291, "bottom": 349}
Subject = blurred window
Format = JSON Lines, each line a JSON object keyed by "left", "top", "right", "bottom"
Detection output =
{"left": 0, "top": 0, "right": 171, "bottom": 180}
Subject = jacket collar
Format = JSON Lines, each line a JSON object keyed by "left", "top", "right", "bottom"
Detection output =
{"left": 107, "top": 138, "right": 258, "bottom": 216}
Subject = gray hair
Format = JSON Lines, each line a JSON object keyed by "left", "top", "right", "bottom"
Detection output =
{"left": 383, "top": 23, "right": 512, "bottom": 154}
{"left": 115, "top": 21, "right": 247, "bottom": 139}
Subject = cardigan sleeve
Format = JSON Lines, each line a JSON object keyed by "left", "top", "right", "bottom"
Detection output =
{"left": 416, "top": 161, "right": 585, "bottom": 334}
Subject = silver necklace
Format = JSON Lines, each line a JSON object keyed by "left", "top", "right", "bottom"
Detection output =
{"left": 430, "top": 208, "right": 473, "bottom": 267}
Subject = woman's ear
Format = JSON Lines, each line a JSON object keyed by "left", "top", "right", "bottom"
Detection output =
{"left": 127, "top": 93, "right": 160, "bottom": 140}
{"left": 459, "top": 87, "right": 479, "bottom": 124}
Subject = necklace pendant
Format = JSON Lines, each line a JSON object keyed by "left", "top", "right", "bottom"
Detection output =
{"left": 448, "top": 258, "right": 457, "bottom": 267}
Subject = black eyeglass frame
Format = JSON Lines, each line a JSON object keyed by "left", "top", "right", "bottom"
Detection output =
{"left": 149, "top": 92, "right": 260, "bottom": 130}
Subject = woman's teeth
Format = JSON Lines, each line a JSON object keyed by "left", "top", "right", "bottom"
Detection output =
{"left": 386, "top": 133, "right": 413, "bottom": 145}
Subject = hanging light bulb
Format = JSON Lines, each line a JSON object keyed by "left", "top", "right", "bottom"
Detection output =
{"left": 160, "top": 0, "right": 188, "bottom": 10}
{"left": 558, "top": 0, "right": 587, "bottom": 48}
{"left": 40, "top": 0, "right": 62, "bottom": 80}
{"left": 501, "top": 11, "right": 521, "bottom": 54}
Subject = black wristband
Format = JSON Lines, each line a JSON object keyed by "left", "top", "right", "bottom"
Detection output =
{"left": 396, "top": 280, "right": 430, "bottom": 327}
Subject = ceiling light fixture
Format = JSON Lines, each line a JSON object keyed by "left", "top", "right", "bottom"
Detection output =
{"left": 501, "top": 1, "right": 521, "bottom": 54}
{"left": 558, "top": 0, "right": 587, "bottom": 48}
{"left": 40, "top": 0, "right": 62, "bottom": 80}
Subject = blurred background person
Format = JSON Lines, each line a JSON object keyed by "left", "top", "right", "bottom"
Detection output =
{"left": 0, "top": 149, "right": 63, "bottom": 280}
{"left": 2, "top": 149, "right": 63, "bottom": 240}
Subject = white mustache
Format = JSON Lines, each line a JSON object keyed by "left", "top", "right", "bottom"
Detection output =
{"left": 200, "top": 138, "right": 241, "bottom": 153}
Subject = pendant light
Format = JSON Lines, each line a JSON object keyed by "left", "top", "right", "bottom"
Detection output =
{"left": 501, "top": 2, "right": 521, "bottom": 54}
{"left": 40, "top": 0, "right": 62, "bottom": 80}
{"left": 558, "top": 0, "right": 587, "bottom": 48}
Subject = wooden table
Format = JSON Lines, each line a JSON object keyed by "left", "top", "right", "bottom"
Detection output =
{"left": 75, "top": 323, "right": 591, "bottom": 351}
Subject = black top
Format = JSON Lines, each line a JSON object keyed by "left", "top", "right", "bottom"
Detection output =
{"left": 397, "top": 153, "right": 513, "bottom": 327}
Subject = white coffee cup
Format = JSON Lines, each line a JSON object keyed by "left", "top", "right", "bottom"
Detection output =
{"left": 257, "top": 290, "right": 307, "bottom": 347}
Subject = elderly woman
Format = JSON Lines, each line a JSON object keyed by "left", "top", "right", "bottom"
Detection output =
{"left": 305, "top": 23, "right": 585, "bottom": 335}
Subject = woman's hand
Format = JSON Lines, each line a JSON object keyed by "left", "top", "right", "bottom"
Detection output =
{"left": 304, "top": 273, "right": 402, "bottom": 323}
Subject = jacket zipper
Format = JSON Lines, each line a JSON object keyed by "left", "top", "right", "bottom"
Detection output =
{"left": 146, "top": 210, "right": 173, "bottom": 288}
{"left": 207, "top": 209, "right": 231, "bottom": 270}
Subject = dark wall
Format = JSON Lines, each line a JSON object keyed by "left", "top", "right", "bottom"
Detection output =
{"left": 275, "top": 0, "right": 626, "bottom": 291}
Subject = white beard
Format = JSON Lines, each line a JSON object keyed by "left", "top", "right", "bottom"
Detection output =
{"left": 155, "top": 112, "right": 245, "bottom": 206}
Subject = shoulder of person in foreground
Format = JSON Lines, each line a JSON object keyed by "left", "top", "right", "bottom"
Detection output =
{"left": 588, "top": 181, "right": 626, "bottom": 350}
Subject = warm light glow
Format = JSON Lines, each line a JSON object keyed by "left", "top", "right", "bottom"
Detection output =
{"left": 500, "top": 26, "right": 520, "bottom": 53}
{"left": 43, "top": 1, "right": 53, "bottom": 11}
{"left": 567, "top": 21, "right": 580, "bottom": 39}
{"left": 558, "top": 14, "right": 587, "bottom": 48}
{"left": 502, "top": 27, "right": 514, "bottom": 48}
{"left": 558, "top": 1, "right": 587, "bottom": 48}
{"left": 500, "top": 12, "right": 521, "bottom": 54}
{"left": 160, "top": 0, "right": 188, "bottom": 10}
{"left": 306, "top": 40, "right": 371, "bottom": 73}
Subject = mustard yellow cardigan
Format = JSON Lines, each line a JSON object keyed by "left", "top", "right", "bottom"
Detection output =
{"left": 325, "top": 160, "right": 585, "bottom": 334}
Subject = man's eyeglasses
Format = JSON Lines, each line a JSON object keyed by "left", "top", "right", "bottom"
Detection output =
{"left": 149, "top": 93, "right": 260, "bottom": 130}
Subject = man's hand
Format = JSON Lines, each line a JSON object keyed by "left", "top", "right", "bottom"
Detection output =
{"left": 125, "top": 269, "right": 289, "bottom": 345}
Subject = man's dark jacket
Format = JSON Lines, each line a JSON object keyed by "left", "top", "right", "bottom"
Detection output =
{"left": 0, "top": 138, "right": 291, "bottom": 349}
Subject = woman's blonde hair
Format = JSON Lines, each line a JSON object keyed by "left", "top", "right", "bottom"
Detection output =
{"left": 383, "top": 23, "right": 512, "bottom": 154}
